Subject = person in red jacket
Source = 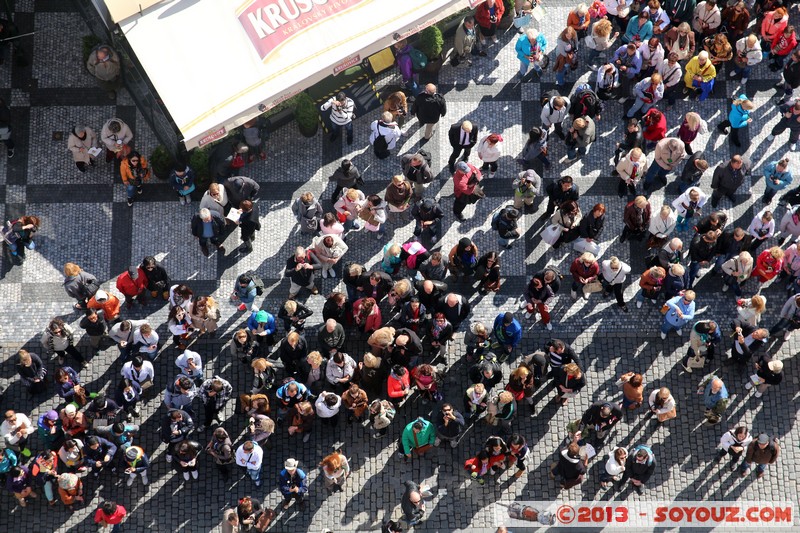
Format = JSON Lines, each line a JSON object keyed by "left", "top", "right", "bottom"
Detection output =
{"left": 94, "top": 500, "right": 127, "bottom": 532}
{"left": 116, "top": 266, "right": 148, "bottom": 308}
{"left": 86, "top": 290, "right": 121, "bottom": 324}
{"left": 475, "top": 0, "right": 505, "bottom": 50}
{"left": 642, "top": 108, "right": 667, "bottom": 147}
{"left": 452, "top": 161, "right": 483, "bottom": 222}
{"left": 569, "top": 252, "right": 600, "bottom": 300}
{"left": 387, "top": 365, "right": 411, "bottom": 405}
{"left": 769, "top": 25, "right": 797, "bottom": 71}
{"left": 752, "top": 246, "right": 784, "bottom": 284}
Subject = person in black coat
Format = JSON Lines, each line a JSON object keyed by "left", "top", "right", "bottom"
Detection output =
{"left": 411, "top": 198, "right": 444, "bottom": 242}
{"left": 618, "top": 445, "right": 656, "bottom": 495}
{"left": 777, "top": 49, "right": 800, "bottom": 104}
{"left": 322, "top": 292, "right": 347, "bottom": 323}
{"left": 579, "top": 402, "right": 623, "bottom": 449}
{"left": 544, "top": 176, "right": 580, "bottom": 216}
{"left": 550, "top": 442, "right": 587, "bottom": 489}
{"left": 579, "top": 204, "right": 605, "bottom": 240}
{"left": 687, "top": 231, "right": 718, "bottom": 288}
{"left": 276, "top": 332, "right": 308, "bottom": 378}
{"left": 468, "top": 360, "right": 503, "bottom": 390}
{"left": 413, "top": 84, "right": 447, "bottom": 140}
{"left": 678, "top": 150, "right": 708, "bottom": 192}
{"left": 613, "top": 118, "right": 646, "bottom": 167}
{"left": 277, "top": 300, "right": 313, "bottom": 333}
{"left": 386, "top": 328, "right": 423, "bottom": 368}
{"left": 190, "top": 208, "right": 226, "bottom": 257}
{"left": 447, "top": 120, "right": 478, "bottom": 172}
{"left": 437, "top": 292, "right": 471, "bottom": 327}
{"left": 223, "top": 175, "right": 259, "bottom": 207}
{"left": 357, "top": 271, "right": 392, "bottom": 302}
{"left": 17, "top": 350, "right": 47, "bottom": 395}
{"left": 140, "top": 255, "right": 171, "bottom": 300}
{"left": 415, "top": 279, "right": 447, "bottom": 313}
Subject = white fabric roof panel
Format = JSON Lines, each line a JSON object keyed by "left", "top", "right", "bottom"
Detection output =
{"left": 115, "top": 0, "right": 468, "bottom": 148}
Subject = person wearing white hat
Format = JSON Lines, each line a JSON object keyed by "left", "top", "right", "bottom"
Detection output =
{"left": 745, "top": 357, "right": 784, "bottom": 398}
{"left": 86, "top": 289, "right": 121, "bottom": 325}
{"left": 278, "top": 458, "right": 308, "bottom": 509}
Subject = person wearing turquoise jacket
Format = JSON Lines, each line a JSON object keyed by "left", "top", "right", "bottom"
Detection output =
{"left": 515, "top": 29, "right": 547, "bottom": 78}
{"left": 716, "top": 94, "right": 754, "bottom": 147}
{"left": 660, "top": 290, "right": 696, "bottom": 339}
{"left": 622, "top": 13, "right": 654, "bottom": 45}
{"left": 400, "top": 417, "right": 436, "bottom": 458}
{"left": 762, "top": 157, "right": 793, "bottom": 204}
{"left": 246, "top": 310, "right": 276, "bottom": 357}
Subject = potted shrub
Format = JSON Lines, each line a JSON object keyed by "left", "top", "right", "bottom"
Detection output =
{"left": 417, "top": 26, "right": 444, "bottom": 74}
{"left": 294, "top": 92, "right": 319, "bottom": 137}
{"left": 149, "top": 145, "right": 174, "bottom": 180}
{"left": 500, "top": 0, "right": 515, "bottom": 30}
{"left": 188, "top": 148, "right": 211, "bottom": 189}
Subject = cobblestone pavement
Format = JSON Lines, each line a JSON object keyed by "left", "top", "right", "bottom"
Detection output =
{"left": 0, "top": 1, "right": 797, "bottom": 532}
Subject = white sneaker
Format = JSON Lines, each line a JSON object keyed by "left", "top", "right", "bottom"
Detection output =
{"left": 183, "top": 472, "right": 190, "bottom": 481}
{"left": 767, "top": 134, "right": 775, "bottom": 141}
{"left": 745, "top": 381, "right": 753, "bottom": 390}
{"left": 545, "top": 322, "right": 553, "bottom": 331}
{"left": 742, "top": 78, "right": 749, "bottom": 84}
{"left": 126, "top": 474, "right": 135, "bottom": 487}
{"left": 571, "top": 290, "right": 578, "bottom": 300}
{"left": 191, "top": 470, "right": 198, "bottom": 479}
{"left": 434, "top": 438, "right": 442, "bottom": 446}
{"left": 754, "top": 391, "right": 763, "bottom": 398}
{"left": 792, "top": 143, "right": 797, "bottom": 151}
{"left": 784, "top": 331, "right": 792, "bottom": 341}
{"left": 722, "top": 284, "right": 729, "bottom": 292}
{"left": 321, "top": 269, "right": 328, "bottom": 279}
{"left": 636, "top": 300, "right": 643, "bottom": 309}
{"left": 651, "top": 299, "right": 657, "bottom": 304}
{"left": 728, "top": 70, "right": 739, "bottom": 78}
{"left": 329, "top": 269, "right": 337, "bottom": 278}
{"left": 676, "top": 329, "right": 683, "bottom": 336}
{"left": 660, "top": 332, "right": 667, "bottom": 340}
{"left": 141, "top": 473, "right": 149, "bottom": 486}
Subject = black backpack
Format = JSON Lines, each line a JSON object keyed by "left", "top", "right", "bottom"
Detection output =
{"left": 239, "top": 270, "right": 265, "bottom": 295}
{"left": 373, "top": 124, "right": 390, "bottom": 158}
{"left": 541, "top": 89, "right": 561, "bottom": 110}
{"left": 571, "top": 89, "right": 603, "bottom": 118}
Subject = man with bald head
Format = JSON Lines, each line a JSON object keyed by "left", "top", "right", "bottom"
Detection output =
{"left": 413, "top": 84, "right": 447, "bottom": 141}
{"left": 448, "top": 120, "right": 478, "bottom": 172}
{"left": 317, "top": 318, "right": 345, "bottom": 356}
{"left": 437, "top": 292, "right": 471, "bottom": 327}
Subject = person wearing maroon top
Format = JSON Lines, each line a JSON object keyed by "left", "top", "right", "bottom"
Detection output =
{"left": 569, "top": 252, "right": 600, "bottom": 300}
{"left": 642, "top": 108, "right": 667, "bottom": 147}
{"left": 452, "top": 161, "right": 483, "bottom": 221}
{"left": 115, "top": 266, "right": 148, "bottom": 308}
{"left": 94, "top": 500, "right": 127, "bottom": 532}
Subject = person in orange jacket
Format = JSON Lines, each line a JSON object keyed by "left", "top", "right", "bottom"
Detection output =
{"left": 116, "top": 266, "right": 147, "bottom": 308}
{"left": 86, "top": 290, "right": 121, "bottom": 324}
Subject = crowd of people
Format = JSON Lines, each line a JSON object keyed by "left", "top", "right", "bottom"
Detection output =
{"left": 1, "top": 0, "right": 797, "bottom": 531}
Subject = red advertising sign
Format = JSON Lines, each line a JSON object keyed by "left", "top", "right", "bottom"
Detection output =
{"left": 238, "top": 0, "right": 369, "bottom": 60}
{"left": 198, "top": 126, "right": 227, "bottom": 147}
{"left": 333, "top": 54, "right": 360, "bottom": 75}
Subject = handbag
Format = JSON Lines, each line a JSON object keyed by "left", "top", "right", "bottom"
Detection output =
{"left": 660, "top": 304, "right": 669, "bottom": 314}
{"left": 573, "top": 239, "right": 600, "bottom": 255}
{"left": 230, "top": 153, "right": 245, "bottom": 169}
{"left": 657, "top": 407, "right": 677, "bottom": 422}
{"left": 687, "top": 354, "right": 706, "bottom": 369}
{"left": 531, "top": 5, "right": 546, "bottom": 21}
{"left": 583, "top": 280, "right": 603, "bottom": 295}
{"left": 513, "top": 13, "right": 532, "bottom": 29}
{"left": 647, "top": 235, "right": 667, "bottom": 249}
{"left": 541, "top": 224, "right": 563, "bottom": 246}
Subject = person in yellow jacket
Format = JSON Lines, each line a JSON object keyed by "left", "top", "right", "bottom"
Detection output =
{"left": 683, "top": 51, "right": 717, "bottom": 101}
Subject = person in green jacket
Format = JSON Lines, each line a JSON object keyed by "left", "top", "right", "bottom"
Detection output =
{"left": 400, "top": 417, "right": 436, "bottom": 459}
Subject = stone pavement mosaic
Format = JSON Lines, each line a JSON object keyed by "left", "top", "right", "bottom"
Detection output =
{"left": 0, "top": 1, "right": 797, "bottom": 532}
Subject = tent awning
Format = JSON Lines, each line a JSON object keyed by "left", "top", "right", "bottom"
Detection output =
{"left": 112, "top": 0, "right": 470, "bottom": 149}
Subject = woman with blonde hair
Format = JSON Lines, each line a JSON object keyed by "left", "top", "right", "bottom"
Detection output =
{"left": 249, "top": 358, "right": 276, "bottom": 396}
{"left": 381, "top": 243, "right": 404, "bottom": 276}
{"left": 648, "top": 387, "right": 676, "bottom": 422}
{"left": 552, "top": 363, "right": 585, "bottom": 406}
{"left": 615, "top": 147, "right": 648, "bottom": 197}
{"left": 190, "top": 296, "right": 220, "bottom": 334}
{"left": 554, "top": 27, "right": 580, "bottom": 87}
{"left": 752, "top": 246, "right": 784, "bottom": 285}
{"left": 585, "top": 18, "right": 619, "bottom": 67}
{"left": 678, "top": 111, "right": 706, "bottom": 155}
{"left": 319, "top": 450, "right": 350, "bottom": 493}
{"left": 722, "top": 251, "right": 754, "bottom": 296}
{"left": 736, "top": 294, "right": 766, "bottom": 327}
{"left": 277, "top": 299, "right": 312, "bottom": 333}
{"left": 648, "top": 205, "right": 676, "bottom": 248}
{"left": 704, "top": 33, "right": 732, "bottom": 65}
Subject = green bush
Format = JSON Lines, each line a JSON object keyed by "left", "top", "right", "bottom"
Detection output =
{"left": 503, "top": 0, "right": 515, "bottom": 15}
{"left": 188, "top": 148, "right": 211, "bottom": 189}
{"left": 262, "top": 94, "right": 301, "bottom": 120}
{"left": 417, "top": 26, "right": 444, "bottom": 60}
{"left": 149, "top": 145, "right": 174, "bottom": 180}
{"left": 294, "top": 92, "right": 319, "bottom": 132}
{"left": 82, "top": 35, "right": 103, "bottom": 64}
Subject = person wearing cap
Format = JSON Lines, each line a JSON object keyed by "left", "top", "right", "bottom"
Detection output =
{"left": 1, "top": 410, "right": 34, "bottom": 457}
{"left": 87, "top": 288, "right": 122, "bottom": 325}
{"left": 57, "top": 471, "right": 84, "bottom": 510}
{"left": 37, "top": 410, "right": 65, "bottom": 451}
{"left": 512, "top": 169, "right": 540, "bottom": 213}
{"left": 578, "top": 401, "right": 623, "bottom": 450}
{"left": 492, "top": 312, "right": 522, "bottom": 357}
{"left": 494, "top": 206, "right": 521, "bottom": 249}
{"left": 746, "top": 356, "right": 784, "bottom": 398}
{"left": 83, "top": 435, "right": 117, "bottom": 477}
{"left": 59, "top": 403, "right": 88, "bottom": 438}
{"left": 278, "top": 458, "right": 308, "bottom": 509}
{"left": 67, "top": 125, "right": 98, "bottom": 172}
{"left": 448, "top": 120, "right": 478, "bottom": 173}
{"left": 163, "top": 375, "right": 198, "bottom": 416}
{"left": 247, "top": 309, "right": 277, "bottom": 357}
{"left": 235, "top": 440, "right": 263, "bottom": 487}
{"left": 120, "top": 445, "right": 149, "bottom": 486}
{"left": 411, "top": 198, "right": 443, "bottom": 244}
{"left": 617, "top": 444, "right": 655, "bottom": 495}
{"left": 115, "top": 265, "right": 148, "bottom": 308}
{"left": 740, "top": 433, "right": 780, "bottom": 479}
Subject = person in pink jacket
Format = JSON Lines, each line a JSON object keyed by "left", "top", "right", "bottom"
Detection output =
{"left": 761, "top": 8, "right": 788, "bottom": 52}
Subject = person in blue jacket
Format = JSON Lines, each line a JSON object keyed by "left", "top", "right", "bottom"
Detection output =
{"left": 493, "top": 312, "right": 522, "bottom": 356}
{"left": 660, "top": 290, "right": 696, "bottom": 339}
{"left": 169, "top": 164, "right": 196, "bottom": 206}
{"left": 716, "top": 94, "right": 754, "bottom": 147}
{"left": 247, "top": 310, "right": 276, "bottom": 357}
{"left": 516, "top": 28, "right": 547, "bottom": 78}
{"left": 278, "top": 458, "right": 308, "bottom": 510}
{"left": 762, "top": 158, "right": 793, "bottom": 204}
{"left": 622, "top": 12, "right": 654, "bottom": 45}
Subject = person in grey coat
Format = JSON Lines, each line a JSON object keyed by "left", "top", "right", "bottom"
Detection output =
{"left": 223, "top": 175, "right": 259, "bottom": 207}
{"left": 401, "top": 152, "right": 434, "bottom": 199}
{"left": 291, "top": 192, "right": 323, "bottom": 235}
{"left": 163, "top": 375, "right": 197, "bottom": 417}
{"left": 710, "top": 155, "right": 751, "bottom": 208}
{"left": 63, "top": 262, "right": 99, "bottom": 310}
{"left": 328, "top": 159, "right": 361, "bottom": 202}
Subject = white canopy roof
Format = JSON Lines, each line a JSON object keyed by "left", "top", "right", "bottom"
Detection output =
{"left": 112, "top": 0, "right": 470, "bottom": 149}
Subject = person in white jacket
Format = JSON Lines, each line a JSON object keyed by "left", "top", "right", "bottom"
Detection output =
{"left": 672, "top": 186, "right": 708, "bottom": 231}
{"left": 175, "top": 350, "right": 203, "bottom": 382}
{"left": 315, "top": 391, "right": 342, "bottom": 427}
{"left": 747, "top": 208, "right": 775, "bottom": 254}
{"left": 778, "top": 206, "right": 800, "bottom": 243}
{"left": 0, "top": 411, "right": 35, "bottom": 455}
{"left": 717, "top": 426, "right": 752, "bottom": 471}
{"left": 476, "top": 133, "right": 503, "bottom": 178}
{"left": 121, "top": 356, "right": 156, "bottom": 389}
{"left": 615, "top": 147, "right": 648, "bottom": 197}
{"left": 692, "top": 1, "right": 721, "bottom": 36}
{"left": 730, "top": 34, "right": 762, "bottom": 84}
{"left": 638, "top": 37, "right": 665, "bottom": 75}
{"left": 132, "top": 323, "right": 159, "bottom": 357}
{"left": 648, "top": 205, "right": 677, "bottom": 243}
{"left": 311, "top": 234, "right": 349, "bottom": 279}
{"left": 334, "top": 188, "right": 366, "bottom": 233}
{"left": 601, "top": 257, "right": 632, "bottom": 311}
{"left": 600, "top": 447, "right": 627, "bottom": 489}
{"left": 369, "top": 112, "right": 401, "bottom": 155}
{"left": 199, "top": 183, "right": 228, "bottom": 219}
{"left": 541, "top": 95, "right": 570, "bottom": 138}
{"left": 647, "top": 387, "right": 676, "bottom": 422}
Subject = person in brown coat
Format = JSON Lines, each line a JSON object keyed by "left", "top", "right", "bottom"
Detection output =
{"left": 341, "top": 383, "right": 369, "bottom": 423}
{"left": 383, "top": 91, "right": 408, "bottom": 127}
{"left": 636, "top": 266, "right": 666, "bottom": 308}
{"left": 620, "top": 195, "right": 651, "bottom": 242}
{"left": 739, "top": 433, "right": 780, "bottom": 479}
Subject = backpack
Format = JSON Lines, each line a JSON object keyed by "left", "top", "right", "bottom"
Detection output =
{"left": 491, "top": 210, "right": 502, "bottom": 231}
{"left": 373, "top": 131, "right": 390, "bottom": 159}
{"left": 408, "top": 48, "right": 428, "bottom": 71}
{"left": 416, "top": 149, "right": 432, "bottom": 167}
{"left": 541, "top": 89, "right": 561, "bottom": 109}
{"left": 239, "top": 270, "right": 264, "bottom": 295}
{"left": 572, "top": 89, "right": 602, "bottom": 118}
